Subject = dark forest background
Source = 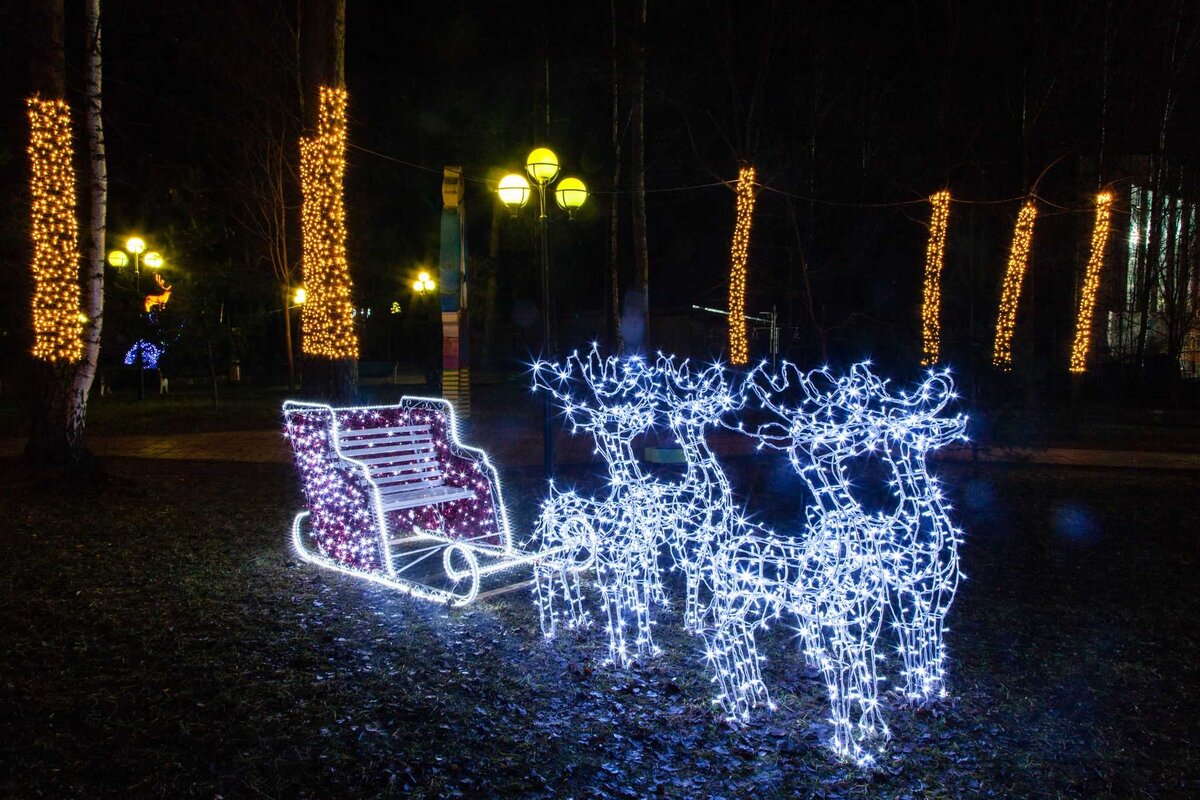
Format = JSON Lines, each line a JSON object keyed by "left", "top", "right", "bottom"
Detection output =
{"left": 0, "top": 0, "right": 1197, "bottom": 408}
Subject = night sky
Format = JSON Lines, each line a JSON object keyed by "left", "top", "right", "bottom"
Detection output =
{"left": 1, "top": 0, "right": 1197, "bottom": 379}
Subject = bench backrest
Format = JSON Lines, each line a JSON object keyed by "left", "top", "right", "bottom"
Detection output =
{"left": 338, "top": 423, "right": 445, "bottom": 496}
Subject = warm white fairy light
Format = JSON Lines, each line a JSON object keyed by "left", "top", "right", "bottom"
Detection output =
{"left": 299, "top": 86, "right": 358, "bottom": 360}
{"left": 992, "top": 200, "right": 1038, "bottom": 370}
{"left": 921, "top": 190, "right": 952, "bottom": 366}
{"left": 1069, "top": 192, "right": 1113, "bottom": 373}
{"left": 26, "top": 96, "right": 83, "bottom": 362}
{"left": 283, "top": 396, "right": 535, "bottom": 606}
{"left": 728, "top": 166, "right": 757, "bottom": 365}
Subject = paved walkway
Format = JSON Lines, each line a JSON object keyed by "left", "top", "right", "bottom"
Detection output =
{"left": 2, "top": 430, "right": 1198, "bottom": 470}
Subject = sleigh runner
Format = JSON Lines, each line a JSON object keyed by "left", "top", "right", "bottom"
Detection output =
{"left": 284, "top": 397, "right": 542, "bottom": 605}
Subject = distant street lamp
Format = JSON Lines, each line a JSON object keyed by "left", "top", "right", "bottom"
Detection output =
{"left": 108, "top": 236, "right": 166, "bottom": 400}
{"left": 498, "top": 146, "right": 588, "bottom": 479}
{"left": 413, "top": 270, "right": 436, "bottom": 294}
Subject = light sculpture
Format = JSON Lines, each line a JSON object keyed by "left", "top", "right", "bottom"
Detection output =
{"left": 123, "top": 340, "right": 163, "bottom": 370}
{"left": 920, "top": 190, "right": 952, "bottom": 365}
{"left": 26, "top": 96, "right": 84, "bottom": 363}
{"left": 1069, "top": 192, "right": 1114, "bottom": 373}
{"left": 530, "top": 347, "right": 967, "bottom": 766}
{"left": 531, "top": 349, "right": 668, "bottom": 664}
{"left": 727, "top": 361, "right": 967, "bottom": 762}
{"left": 143, "top": 272, "right": 172, "bottom": 313}
{"left": 992, "top": 200, "right": 1038, "bottom": 370}
{"left": 727, "top": 165, "right": 757, "bottom": 365}
{"left": 284, "top": 396, "right": 540, "bottom": 605}
{"left": 298, "top": 86, "right": 358, "bottom": 360}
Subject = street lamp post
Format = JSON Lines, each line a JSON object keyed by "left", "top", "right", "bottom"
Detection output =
{"left": 498, "top": 148, "right": 588, "bottom": 480}
{"left": 108, "top": 236, "right": 164, "bottom": 400}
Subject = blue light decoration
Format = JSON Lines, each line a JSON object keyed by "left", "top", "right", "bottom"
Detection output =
{"left": 532, "top": 346, "right": 968, "bottom": 767}
{"left": 123, "top": 339, "right": 164, "bottom": 369}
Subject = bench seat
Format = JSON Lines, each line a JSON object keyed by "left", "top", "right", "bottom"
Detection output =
{"left": 339, "top": 422, "right": 475, "bottom": 514}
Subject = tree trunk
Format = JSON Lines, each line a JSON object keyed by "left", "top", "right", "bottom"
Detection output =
{"left": 23, "top": 0, "right": 102, "bottom": 477}
{"left": 608, "top": 0, "right": 624, "bottom": 354}
{"left": 628, "top": 0, "right": 649, "bottom": 350}
{"left": 282, "top": 283, "right": 295, "bottom": 391}
{"left": 68, "top": 0, "right": 106, "bottom": 476}
{"left": 299, "top": 0, "right": 356, "bottom": 403}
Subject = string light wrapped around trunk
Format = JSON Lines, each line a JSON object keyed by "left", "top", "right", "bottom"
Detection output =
{"left": 920, "top": 190, "right": 951, "bottom": 366}
{"left": 992, "top": 199, "right": 1038, "bottom": 370}
{"left": 1068, "top": 192, "right": 1113, "bottom": 373}
{"left": 727, "top": 166, "right": 757, "bottom": 365}
{"left": 26, "top": 96, "right": 83, "bottom": 363}
{"left": 299, "top": 86, "right": 358, "bottom": 360}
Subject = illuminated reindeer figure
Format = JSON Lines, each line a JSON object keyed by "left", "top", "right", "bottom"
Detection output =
{"left": 708, "top": 363, "right": 895, "bottom": 763}
{"left": 532, "top": 349, "right": 668, "bottom": 665}
{"left": 705, "top": 361, "right": 965, "bottom": 764}
{"left": 144, "top": 272, "right": 172, "bottom": 313}
{"left": 649, "top": 355, "right": 746, "bottom": 632}
{"left": 861, "top": 367, "right": 967, "bottom": 701}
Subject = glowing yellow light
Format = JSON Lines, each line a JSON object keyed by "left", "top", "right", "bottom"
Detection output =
{"left": 26, "top": 96, "right": 84, "bottom": 363}
{"left": 107, "top": 250, "right": 128, "bottom": 268}
{"left": 920, "top": 190, "right": 952, "bottom": 366}
{"left": 554, "top": 177, "right": 588, "bottom": 214}
{"left": 125, "top": 236, "right": 146, "bottom": 255}
{"left": 525, "top": 147, "right": 560, "bottom": 185}
{"left": 992, "top": 200, "right": 1039, "bottom": 371}
{"left": 498, "top": 173, "right": 531, "bottom": 209}
{"left": 418, "top": 271, "right": 431, "bottom": 282}
{"left": 412, "top": 279, "right": 424, "bottom": 292}
{"left": 298, "top": 86, "right": 359, "bottom": 360}
{"left": 727, "top": 165, "right": 757, "bottom": 365}
{"left": 143, "top": 251, "right": 164, "bottom": 269}
{"left": 1069, "top": 192, "right": 1114, "bottom": 373}
{"left": 293, "top": 287, "right": 307, "bottom": 305}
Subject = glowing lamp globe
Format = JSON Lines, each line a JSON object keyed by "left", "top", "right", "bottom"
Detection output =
{"left": 107, "top": 250, "right": 129, "bottom": 268}
{"left": 143, "top": 251, "right": 164, "bottom": 269}
{"left": 555, "top": 177, "right": 588, "bottom": 217}
{"left": 412, "top": 279, "right": 424, "bottom": 292}
{"left": 497, "top": 173, "right": 531, "bottom": 211}
{"left": 525, "top": 147, "right": 560, "bottom": 185}
{"left": 293, "top": 287, "right": 307, "bottom": 305}
{"left": 125, "top": 236, "right": 146, "bottom": 255}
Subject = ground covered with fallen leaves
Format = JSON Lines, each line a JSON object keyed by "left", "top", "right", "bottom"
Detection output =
{"left": 2, "top": 455, "right": 1198, "bottom": 799}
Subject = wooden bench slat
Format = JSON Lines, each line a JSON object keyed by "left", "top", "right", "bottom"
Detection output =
{"left": 341, "top": 424, "right": 435, "bottom": 439}
{"left": 376, "top": 473, "right": 443, "bottom": 491}
{"left": 353, "top": 450, "right": 437, "bottom": 467}
{"left": 341, "top": 437, "right": 435, "bottom": 453}
{"left": 374, "top": 468, "right": 442, "bottom": 484}
{"left": 379, "top": 484, "right": 475, "bottom": 512}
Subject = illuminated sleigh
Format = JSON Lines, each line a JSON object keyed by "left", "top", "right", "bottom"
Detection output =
{"left": 283, "top": 397, "right": 540, "bottom": 605}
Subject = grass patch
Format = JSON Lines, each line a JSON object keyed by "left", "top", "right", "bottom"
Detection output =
{"left": 2, "top": 457, "right": 1197, "bottom": 798}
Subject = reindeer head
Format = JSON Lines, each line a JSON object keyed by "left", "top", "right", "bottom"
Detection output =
{"left": 531, "top": 345, "right": 658, "bottom": 443}
{"left": 652, "top": 354, "right": 742, "bottom": 430}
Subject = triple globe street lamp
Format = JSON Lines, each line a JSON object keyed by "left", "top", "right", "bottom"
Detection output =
{"left": 108, "top": 236, "right": 166, "bottom": 400}
{"left": 497, "top": 147, "right": 588, "bottom": 479}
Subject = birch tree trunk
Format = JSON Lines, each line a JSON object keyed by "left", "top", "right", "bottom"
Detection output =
{"left": 24, "top": 0, "right": 103, "bottom": 476}
{"left": 69, "top": 0, "right": 106, "bottom": 469}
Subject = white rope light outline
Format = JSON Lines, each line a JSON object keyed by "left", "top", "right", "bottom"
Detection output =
{"left": 284, "top": 396, "right": 541, "bottom": 606}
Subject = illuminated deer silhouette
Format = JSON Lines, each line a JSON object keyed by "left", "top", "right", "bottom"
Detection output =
{"left": 532, "top": 349, "right": 668, "bottom": 665}
{"left": 144, "top": 272, "right": 172, "bottom": 313}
